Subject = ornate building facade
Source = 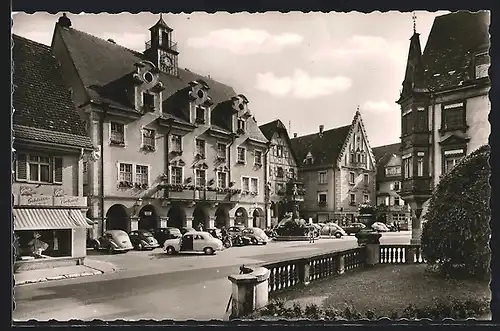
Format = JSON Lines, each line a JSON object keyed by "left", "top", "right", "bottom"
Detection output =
{"left": 290, "top": 111, "right": 377, "bottom": 224}
{"left": 259, "top": 119, "right": 304, "bottom": 227}
{"left": 50, "top": 14, "right": 269, "bottom": 236}
{"left": 397, "top": 11, "right": 490, "bottom": 244}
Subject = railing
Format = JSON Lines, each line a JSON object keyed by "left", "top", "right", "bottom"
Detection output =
{"left": 145, "top": 40, "right": 178, "bottom": 52}
{"left": 263, "top": 247, "right": 366, "bottom": 296}
{"left": 379, "top": 244, "right": 426, "bottom": 264}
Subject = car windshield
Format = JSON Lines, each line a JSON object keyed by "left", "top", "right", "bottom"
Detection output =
{"left": 242, "top": 229, "right": 253, "bottom": 234}
{"left": 170, "top": 229, "right": 181, "bottom": 235}
{"left": 142, "top": 231, "right": 153, "bottom": 237}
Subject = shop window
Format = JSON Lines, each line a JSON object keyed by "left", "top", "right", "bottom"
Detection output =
{"left": 15, "top": 230, "right": 72, "bottom": 259}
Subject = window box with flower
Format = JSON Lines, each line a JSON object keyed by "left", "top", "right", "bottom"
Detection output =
{"left": 141, "top": 145, "right": 156, "bottom": 153}
{"left": 119, "top": 181, "right": 134, "bottom": 188}
{"left": 171, "top": 150, "right": 183, "bottom": 156}
{"left": 110, "top": 139, "right": 125, "bottom": 147}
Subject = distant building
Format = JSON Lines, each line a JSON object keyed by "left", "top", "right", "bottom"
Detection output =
{"left": 12, "top": 35, "right": 94, "bottom": 268}
{"left": 50, "top": 14, "right": 269, "bottom": 235}
{"left": 372, "top": 143, "right": 411, "bottom": 229}
{"left": 396, "top": 11, "right": 490, "bottom": 244}
{"left": 259, "top": 119, "right": 303, "bottom": 227}
{"left": 290, "top": 111, "right": 376, "bottom": 224}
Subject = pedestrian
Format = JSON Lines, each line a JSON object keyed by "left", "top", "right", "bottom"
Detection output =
{"left": 396, "top": 221, "right": 401, "bottom": 232}
{"left": 308, "top": 226, "right": 315, "bottom": 243}
{"left": 328, "top": 225, "right": 332, "bottom": 238}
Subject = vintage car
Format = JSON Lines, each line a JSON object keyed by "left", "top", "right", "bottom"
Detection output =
{"left": 227, "top": 225, "right": 245, "bottom": 236}
{"left": 180, "top": 227, "right": 196, "bottom": 235}
{"left": 319, "top": 223, "right": 348, "bottom": 238}
{"left": 343, "top": 222, "right": 367, "bottom": 235}
{"left": 150, "top": 227, "right": 182, "bottom": 247}
{"left": 163, "top": 231, "right": 224, "bottom": 255}
{"left": 128, "top": 229, "right": 160, "bottom": 250}
{"left": 372, "top": 222, "right": 390, "bottom": 232}
{"left": 90, "top": 230, "right": 133, "bottom": 253}
{"left": 241, "top": 228, "right": 270, "bottom": 245}
{"left": 207, "top": 228, "right": 223, "bottom": 240}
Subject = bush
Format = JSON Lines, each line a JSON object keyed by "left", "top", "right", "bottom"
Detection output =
{"left": 421, "top": 145, "right": 491, "bottom": 279}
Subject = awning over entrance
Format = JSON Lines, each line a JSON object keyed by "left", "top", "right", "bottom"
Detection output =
{"left": 13, "top": 208, "right": 92, "bottom": 230}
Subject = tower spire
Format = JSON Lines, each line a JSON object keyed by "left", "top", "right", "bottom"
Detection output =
{"left": 412, "top": 11, "right": 417, "bottom": 34}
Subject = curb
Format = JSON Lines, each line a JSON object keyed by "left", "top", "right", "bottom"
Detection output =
{"left": 16, "top": 270, "right": 103, "bottom": 286}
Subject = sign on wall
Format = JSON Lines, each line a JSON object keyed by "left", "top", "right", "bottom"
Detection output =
{"left": 19, "top": 195, "right": 53, "bottom": 206}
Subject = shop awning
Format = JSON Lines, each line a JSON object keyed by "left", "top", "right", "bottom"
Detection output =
{"left": 13, "top": 208, "right": 92, "bottom": 230}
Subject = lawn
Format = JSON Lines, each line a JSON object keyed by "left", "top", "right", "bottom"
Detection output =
{"left": 253, "top": 264, "right": 490, "bottom": 319}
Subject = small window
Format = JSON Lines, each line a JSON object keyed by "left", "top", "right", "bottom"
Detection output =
{"left": 170, "top": 166, "right": 183, "bottom": 185}
{"left": 119, "top": 163, "right": 133, "bottom": 182}
{"left": 318, "top": 193, "right": 327, "bottom": 203}
{"left": 254, "top": 150, "right": 262, "bottom": 166}
{"left": 288, "top": 168, "right": 295, "bottom": 179}
{"left": 242, "top": 177, "right": 250, "bottom": 191}
{"left": 350, "top": 193, "right": 356, "bottom": 204}
{"left": 217, "top": 143, "right": 227, "bottom": 161}
{"left": 83, "top": 161, "right": 88, "bottom": 185}
{"left": 195, "top": 106, "right": 206, "bottom": 124}
{"left": 195, "top": 169, "right": 206, "bottom": 186}
{"left": 217, "top": 172, "right": 227, "bottom": 188}
{"left": 276, "top": 167, "right": 284, "bottom": 178}
{"left": 110, "top": 122, "right": 125, "bottom": 145}
{"left": 363, "top": 194, "right": 369, "bottom": 203}
{"left": 393, "top": 181, "right": 400, "bottom": 191}
{"left": 237, "top": 119, "right": 245, "bottom": 133}
{"left": 318, "top": 171, "right": 327, "bottom": 184}
{"left": 442, "top": 103, "right": 465, "bottom": 131}
{"left": 195, "top": 139, "right": 206, "bottom": 158}
{"left": 276, "top": 183, "right": 285, "bottom": 194}
{"left": 349, "top": 172, "right": 355, "bottom": 184}
{"left": 363, "top": 174, "right": 369, "bottom": 185}
{"left": 276, "top": 146, "right": 283, "bottom": 158}
{"left": 444, "top": 155, "right": 463, "bottom": 174}
{"left": 403, "top": 157, "right": 413, "bottom": 179}
{"left": 237, "top": 147, "right": 246, "bottom": 163}
{"left": 250, "top": 178, "right": 258, "bottom": 194}
{"left": 142, "top": 128, "right": 156, "bottom": 150}
{"left": 417, "top": 157, "right": 424, "bottom": 177}
{"left": 142, "top": 92, "right": 155, "bottom": 110}
{"left": 171, "top": 134, "right": 182, "bottom": 153}
{"left": 394, "top": 197, "right": 400, "bottom": 206}
{"left": 135, "top": 165, "right": 149, "bottom": 186}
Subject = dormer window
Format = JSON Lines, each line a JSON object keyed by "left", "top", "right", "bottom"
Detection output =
{"left": 475, "top": 52, "right": 490, "bottom": 79}
{"left": 195, "top": 106, "right": 206, "bottom": 124}
{"left": 142, "top": 92, "right": 155, "bottom": 110}
{"left": 237, "top": 119, "right": 245, "bottom": 134}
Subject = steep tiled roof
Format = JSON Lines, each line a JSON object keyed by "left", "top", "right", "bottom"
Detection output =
{"left": 259, "top": 119, "right": 299, "bottom": 163}
{"left": 12, "top": 35, "right": 92, "bottom": 149}
{"left": 372, "top": 142, "right": 401, "bottom": 182}
{"left": 290, "top": 125, "right": 351, "bottom": 167}
{"left": 422, "top": 11, "right": 490, "bottom": 91}
{"left": 56, "top": 26, "right": 236, "bottom": 126}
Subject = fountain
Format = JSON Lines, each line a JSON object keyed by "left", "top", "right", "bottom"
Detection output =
{"left": 355, "top": 203, "right": 382, "bottom": 245}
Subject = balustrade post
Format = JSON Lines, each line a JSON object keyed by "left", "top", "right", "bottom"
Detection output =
{"left": 298, "top": 258, "right": 311, "bottom": 285}
{"left": 335, "top": 254, "right": 345, "bottom": 275}
{"left": 364, "top": 234, "right": 381, "bottom": 267}
{"left": 405, "top": 246, "right": 416, "bottom": 264}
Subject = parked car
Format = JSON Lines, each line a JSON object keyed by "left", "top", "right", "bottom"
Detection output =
{"left": 207, "top": 228, "right": 223, "bottom": 240}
{"left": 150, "top": 227, "right": 182, "bottom": 247}
{"left": 91, "top": 230, "right": 133, "bottom": 253}
{"left": 128, "top": 229, "right": 160, "bottom": 250}
{"left": 241, "top": 227, "right": 270, "bottom": 245}
{"left": 372, "top": 222, "right": 390, "bottom": 232}
{"left": 180, "top": 227, "right": 195, "bottom": 235}
{"left": 343, "top": 222, "right": 367, "bottom": 235}
{"left": 319, "top": 223, "right": 347, "bottom": 238}
{"left": 163, "top": 231, "right": 223, "bottom": 255}
{"left": 227, "top": 225, "right": 245, "bottom": 236}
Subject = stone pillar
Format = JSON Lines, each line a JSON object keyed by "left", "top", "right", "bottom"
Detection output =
{"left": 185, "top": 216, "right": 193, "bottom": 229}
{"left": 410, "top": 204, "right": 424, "bottom": 245}
{"left": 298, "top": 259, "right": 311, "bottom": 285}
{"left": 356, "top": 232, "right": 381, "bottom": 266}
{"left": 227, "top": 267, "right": 270, "bottom": 319}
{"left": 160, "top": 217, "right": 168, "bottom": 228}
{"left": 130, "top": 217, "right": 139, "bottom": 231}
{"left": 335, "top": 255, "right": 345, "bottom": 274}
{"left": 209, "top": 217, "right": 215, "bottom": 229}
{"left": 229, "top": 216, "right": 235, "bottom": 227}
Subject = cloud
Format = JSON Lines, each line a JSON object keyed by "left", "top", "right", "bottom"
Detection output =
{"left": 187, "top": 29, "right": 303, "bottom": 55}
{"left": 255, "top": 69, "right": 352, "bottom": 99}
{"left": 361, "top": 100, "right": 398, "bottom": 113}
{"left": 310, "top": 35, "right": 407, "bottom": 63}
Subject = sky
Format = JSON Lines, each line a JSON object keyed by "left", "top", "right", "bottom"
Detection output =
{"left": 12, "top": 11, "right": 450, "bottom": 147}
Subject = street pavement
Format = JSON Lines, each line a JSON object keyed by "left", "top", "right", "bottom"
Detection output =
{"left": 13, "top": 232, "right": 410, "bottom": 321}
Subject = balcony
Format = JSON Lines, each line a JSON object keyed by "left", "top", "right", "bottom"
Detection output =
{"left": 145, "top": 40, "right": 178, "bottom": 52}
{"left": 378, "top": 204, "right": 410, "bottom": 213}
{"left": 163, "top": 184, "right": 241, "bottom": 203}
{"left": 400, "top": 177, "right": 432, "bottom": 198}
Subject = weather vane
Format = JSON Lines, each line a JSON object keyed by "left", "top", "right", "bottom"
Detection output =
{"left": 412, "top": 11, "right": 417, "bottom": 34}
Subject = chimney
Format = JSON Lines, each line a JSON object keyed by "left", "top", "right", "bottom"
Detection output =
{"left": 107, "top": 38, "right": 116, "bottom": 44}
{"left": 319, "top": 125, "right": 324, "bottom": 134}
{"left": 293, "top": 133, "right": 298, "bottom": 138}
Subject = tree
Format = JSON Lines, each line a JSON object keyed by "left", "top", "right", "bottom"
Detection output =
{"left": 421, "top": 145, "right": 491, "bottom": 279}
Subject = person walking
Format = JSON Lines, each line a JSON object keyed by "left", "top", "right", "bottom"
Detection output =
{"left": 328, "top": 225, "right": 332, "bottom": 238}
{"left": 308, "top": 225, "right": 315, "bottom": 243}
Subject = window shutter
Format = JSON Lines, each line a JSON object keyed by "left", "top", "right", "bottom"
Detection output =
{"left": 16, "top": 153, "right": 27, "bottom": 181}
{"left": 53, "top": 157, "right": 63, "bottom": 183}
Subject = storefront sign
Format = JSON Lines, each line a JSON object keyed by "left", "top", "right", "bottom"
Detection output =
{"left": 53, "top": 188, "right": 65, "bottom": 197}
{"left": 54, "top": 196, "right": 87, "bottom": 207}
{"left": 20, "top": 186, "right": 35, "bottom": 196}
{"left": 19, "top": 195, "right": 53, "bottom": 206}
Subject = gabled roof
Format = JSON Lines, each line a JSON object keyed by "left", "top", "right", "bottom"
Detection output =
{"left": 259, "top": 119, "right": 299, "bottom": 163}
{"left": 12, "top": 34, "right": 92, "bottom": 149}
{"left": 290, "top": 124, "right": 351, "bottom": 167}
{"left": 400, "top": 11, "right": 490, "bottom": 97}
{"left": 54, "top": 23, "right": 268, "bottom": 142}
{"left": 372, "top": 142, "right": 401, "bottom": 182}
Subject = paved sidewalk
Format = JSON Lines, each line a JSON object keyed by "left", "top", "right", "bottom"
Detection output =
{"left": 14, "top": 258, "right": 117, "bottom": 286}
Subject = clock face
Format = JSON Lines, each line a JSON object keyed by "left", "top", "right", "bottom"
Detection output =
{"left": 162, "top": 54, "right": 172, "bottom": 67}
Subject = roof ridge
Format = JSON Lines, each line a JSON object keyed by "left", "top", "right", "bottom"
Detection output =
{"left": 292, "top": 124, "right": 352, "bottom": 140}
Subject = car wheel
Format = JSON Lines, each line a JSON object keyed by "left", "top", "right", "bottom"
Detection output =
{"left": 108, "top": 246, "right": 115, "bottom": 254}
{"left": 204, "top": 247, "right": 214, "bottom": 255}
{"left": 251, "top": 238, "right": 258, "bottom": 245}
{"left": 92, "top": 241, "right": 99, "bottom": 250}
{"left": 335, "top": 232, "right": 342, "bottom": 239}
{"left": 137, "top": 243, "right": 143, "bottom": 250}
{"left": 165, "top": 246, "right": 176, "bottom": 255}
{"left": 262, "top": 241, "right": 267, "bottom": 245}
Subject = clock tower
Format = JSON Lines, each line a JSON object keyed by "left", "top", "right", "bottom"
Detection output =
{"left": 144, "top": 14, "right": 179, "bottom": 76}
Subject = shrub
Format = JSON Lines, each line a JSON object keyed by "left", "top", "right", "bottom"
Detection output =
{"left": 421, "top": 145, "right": 491, "bottom": 279}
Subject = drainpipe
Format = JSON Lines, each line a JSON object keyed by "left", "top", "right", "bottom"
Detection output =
{"left": 100, "top": 107, "right": 108, "bottom": 236}
{"left": 163, "top": 120, "right": 174, "bottom": 199}
{"left": 227, "top": 133, "right": 237, "bottom": 185}
{"left": 263, "top": 142, "right": 273, "bottom": 227}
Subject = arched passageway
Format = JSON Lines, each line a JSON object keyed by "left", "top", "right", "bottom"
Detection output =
{"left": 106, "top": 204, "right": 129, "bottom": 232}
{"left": 234, "top": 207, "right": 248, "bottom": 227}
{"left": 167, "top": 204, "right": 186, "bottom": 229}
{"left": 192, "top": 205, "right": 210, "bottom": 230}
{"left": 253, "top": 208, "right": 266, "bottom": 228}
{"left": 139, "top": 204, "right": 159, "bottom": 230}
{"left": 215, "top": 206, "right": 230, "bottom": 228}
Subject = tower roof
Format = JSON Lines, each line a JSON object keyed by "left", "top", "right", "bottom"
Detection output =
{"left": 149, "top": 13, "right": 173, "bottom": 32}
